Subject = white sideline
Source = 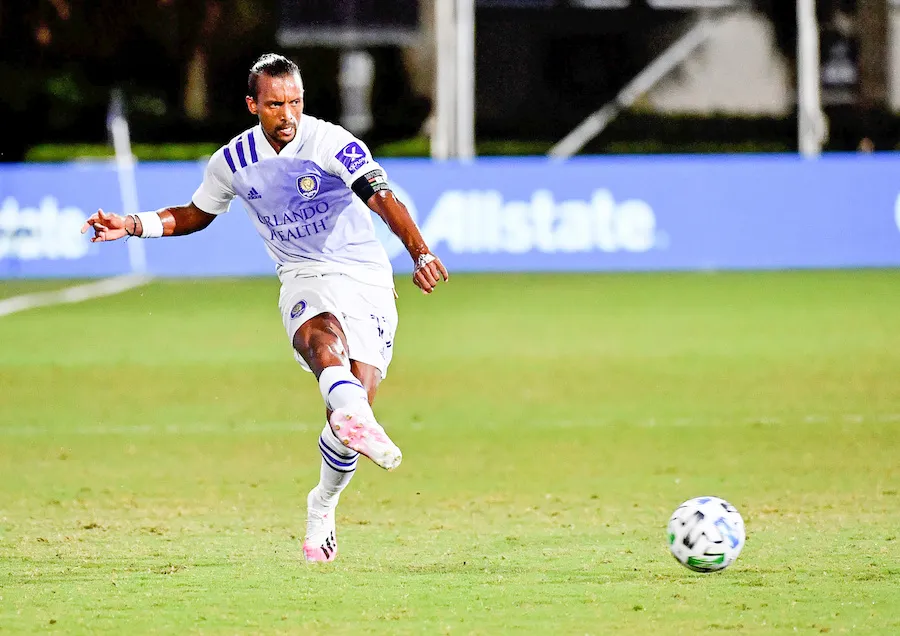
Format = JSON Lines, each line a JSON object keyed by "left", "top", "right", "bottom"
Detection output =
{"left": 1, "top": 414, "right": 898, "bottom": 437}
{"left": 0, "top": 274, "right": 152, "bottom": 317}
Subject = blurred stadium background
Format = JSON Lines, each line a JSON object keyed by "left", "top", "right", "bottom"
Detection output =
{"left": 5, "top": 0, "right": 900, "bottom": 161}
{"left": 2, "top": 1, "right": 900, "bottom": 634}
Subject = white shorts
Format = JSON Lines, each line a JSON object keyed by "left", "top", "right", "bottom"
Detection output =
{"left": 278, "top": 272, "right": 398, "bottom": 378}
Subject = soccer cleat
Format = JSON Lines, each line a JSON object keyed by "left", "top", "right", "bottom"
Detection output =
{"left": 303, "top": 490, "right": 338, "bottom": 563}
{"left": 329, "top": 408, "right": 402, "bottom": 471}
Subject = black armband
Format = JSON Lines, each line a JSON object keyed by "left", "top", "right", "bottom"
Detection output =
{"left": 351, "top": 168, "right": 391, "bottom": 202}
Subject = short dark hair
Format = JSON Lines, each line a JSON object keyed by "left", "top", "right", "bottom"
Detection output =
{"left": 248, "top": 53, "right": 301, "bottom": 99}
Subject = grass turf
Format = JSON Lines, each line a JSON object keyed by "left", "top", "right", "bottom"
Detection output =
{"left": 1, "top": 271, "right": 899, "bottom": 634}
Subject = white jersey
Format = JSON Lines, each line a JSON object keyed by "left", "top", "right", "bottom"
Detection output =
{"left": 192, "top": 116, "right": 394, "bottom": 288}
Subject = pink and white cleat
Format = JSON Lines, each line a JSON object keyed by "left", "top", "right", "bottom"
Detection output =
{"left": 329, "top": 408, "right": 403, "bottom": 471}
{"left": 303, "top": 491, "right": 338, "bottom": 562}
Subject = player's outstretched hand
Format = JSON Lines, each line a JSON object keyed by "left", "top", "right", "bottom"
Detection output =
{"left": 81, "top": 209, "right": 128, "bottom": 243}
{"left": 413, "top": 253, "right": 449, "bottom": 295}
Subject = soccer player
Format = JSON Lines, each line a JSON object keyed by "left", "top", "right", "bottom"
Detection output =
{"left": 81, "top": 53, "right": 448, "bottom": 562}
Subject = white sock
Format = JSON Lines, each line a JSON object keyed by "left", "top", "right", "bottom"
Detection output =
{"left": 318, "top": 365, "right": 371, "bottom": 414}
{"left": 314, "top": 422, "right": 359, "bottom": 510}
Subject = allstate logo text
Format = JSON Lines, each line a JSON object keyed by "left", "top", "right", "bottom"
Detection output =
{"left": 420, "top": 189, "right": 660, "bottom": 254}
{"left": 0, "top": 197, "right": 90, "bottom": 260}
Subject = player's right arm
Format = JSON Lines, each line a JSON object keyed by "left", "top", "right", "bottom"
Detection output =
{"left": 81, "top": 203, "right": 216, "bottom": 242}
{"left": 81, "top": 147, "right": 235, "bottom": 242}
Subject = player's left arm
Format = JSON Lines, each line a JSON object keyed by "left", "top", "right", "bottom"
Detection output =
{"left": 323, "top": 128, "right": 448, "bottom": 294}
{"left": 354, "top": 171, "right": 448, "bottom": 295}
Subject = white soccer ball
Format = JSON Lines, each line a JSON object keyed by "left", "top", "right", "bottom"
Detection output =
{"left": 667, "top": 496, "right": 745, "bottom": 572}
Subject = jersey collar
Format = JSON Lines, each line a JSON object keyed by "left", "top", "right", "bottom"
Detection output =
{"left": 252, "top": 118, "right": 311, "bottom": 159}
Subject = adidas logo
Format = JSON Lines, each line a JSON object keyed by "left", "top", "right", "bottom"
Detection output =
{"left": 321, "top": 531, "right": 336, "bottom": 559}
{"left": 247, "top": 187, "right": 262, "bottom": 200}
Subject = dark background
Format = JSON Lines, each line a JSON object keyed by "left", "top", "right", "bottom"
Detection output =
{"left": 0, "top": 0, "right": 894, "bottom": 161}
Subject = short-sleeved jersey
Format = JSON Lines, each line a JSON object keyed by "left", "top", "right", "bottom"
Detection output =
{"left": 192, "top": 115, "right": 393, "bottom": 288}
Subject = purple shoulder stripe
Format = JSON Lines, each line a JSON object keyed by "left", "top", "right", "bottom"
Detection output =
{"left": 248, "top": 130, "right": 259, "bottom": 163}
{"left": 222, "top": 148, "right": 237, "bottom": 173}
{"left": 235, "top": 137, "right": 247, "bottom": 168}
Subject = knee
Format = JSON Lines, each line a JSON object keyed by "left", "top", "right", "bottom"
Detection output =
{"left": 293, "top": 315, "right": 348, "bottom": 368}
{"left": 302, "top": 322, "right": 342, "bottom": 352}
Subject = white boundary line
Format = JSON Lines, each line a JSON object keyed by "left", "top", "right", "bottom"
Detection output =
{"left": 0, "top": 274, "right": 152, "bottom": 318}
{"left": 1, "top": 414, "right": 898, "bottom": 437}
{"left": 0, "top": 421, "right": 313, "bottom": 436}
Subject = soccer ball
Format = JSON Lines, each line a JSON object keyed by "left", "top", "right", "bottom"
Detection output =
{"left": 667, "top": 496, "right": 745, "bottom": 572}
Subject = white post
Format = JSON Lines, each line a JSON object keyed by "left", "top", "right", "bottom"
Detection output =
{"left": 433, "top": 0, "right": 456, "bottom": 160}
{"left": 338, "top": 50, "right": 375, "bottom": 135}
{"left": 107, "top": 89, "right": 147, "bottom": 274}
{"left": 455, "top": 0, "right": 476, "bottom": 160}
{"left": 797, "top": 0, "right": 827, "bottom": 158}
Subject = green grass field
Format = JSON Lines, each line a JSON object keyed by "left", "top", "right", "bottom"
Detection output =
{"left": 1, "top": 271, "right": 899, "bottom": 634}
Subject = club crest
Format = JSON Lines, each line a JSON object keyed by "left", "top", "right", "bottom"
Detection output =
{"left": 290, "top": 300, "right": 307, "bottom": 319}
{"left": 296, "top": 174, "right": 320, "bottom": 199}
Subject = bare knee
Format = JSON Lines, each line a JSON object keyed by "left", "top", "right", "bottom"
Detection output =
{"left": 293, "top": 313, "right": 349, "bottom": 376}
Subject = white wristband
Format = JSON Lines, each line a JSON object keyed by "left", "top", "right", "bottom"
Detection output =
{"left": 135, "top": 212, "right": 164, "bottom": 238}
